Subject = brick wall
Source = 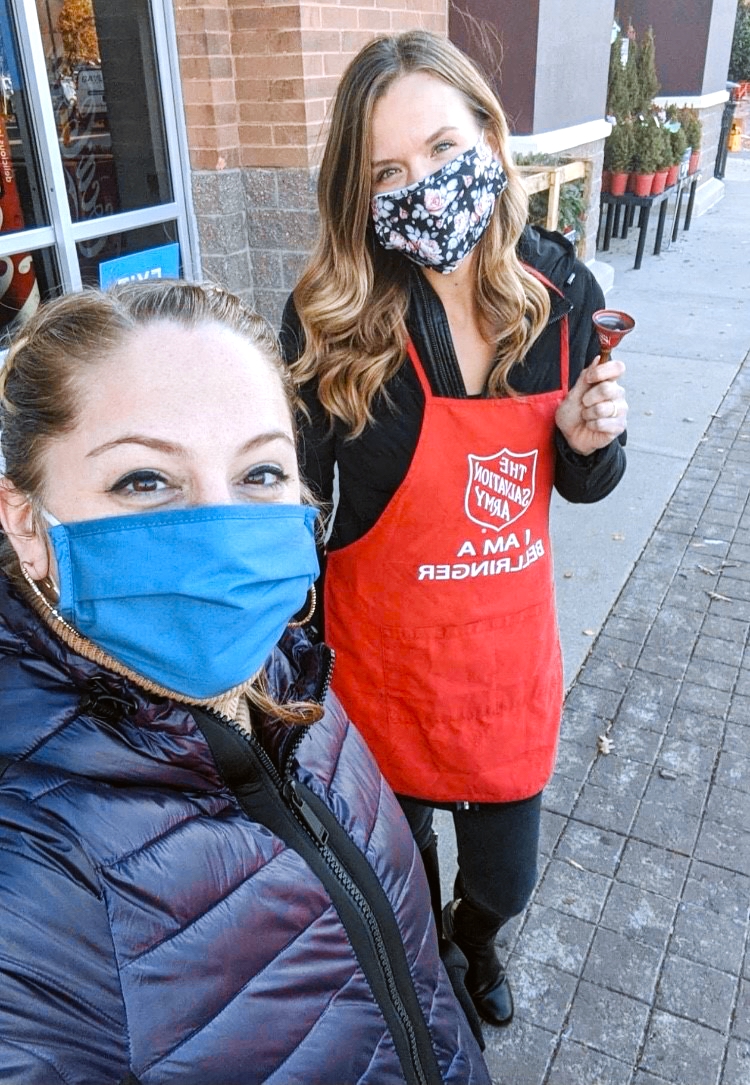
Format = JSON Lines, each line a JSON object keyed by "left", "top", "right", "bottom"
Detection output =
{"left": 175, "top": 0, "right": 448, "bottom": 326}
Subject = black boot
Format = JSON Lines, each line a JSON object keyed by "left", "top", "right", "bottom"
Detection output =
{"left": 442, "top": 899, "right": 514, "bottom": 1027}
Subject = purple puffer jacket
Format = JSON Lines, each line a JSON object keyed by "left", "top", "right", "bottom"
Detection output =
{"left": 0, "top": 576, "right": 489, "bottom": 1085}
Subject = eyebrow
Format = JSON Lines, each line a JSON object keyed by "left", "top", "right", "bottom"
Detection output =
{"left": 86, "top": 431, "right": 295, "bottom": 459}
{"left": 371, "top": 126, "right": 459, "bottom": 169}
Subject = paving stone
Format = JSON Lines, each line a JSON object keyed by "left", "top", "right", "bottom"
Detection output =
{"left": 675, "top": 681, "right": 733, "bottom": 720}
{"left": 509, "top": 955, "right": 577, "bottom": 1031}
{"left": 615, "top": 840, "right": 689, "bottom": 898}
{"left": 564, "top": 980, "right": 650, "bottom": 1065}
{"left": 671, "top": 901, "right": 746, "bottom": 975}
{"left": 682, "top": 860, "right": 750, "bottom": 922}
{"left": 599, "top": 881, "right": 676, "bottom": 951}
{"left": 542, "top": 772, "right": 583, "bottom": 817}
{"left": 564, "top": 682, "right": 624, "bottom": 724}
{"left": 655, "top": 737, "right": 718, "bottom": 782}
{"left": 547, "top": 1038, "right": 632, "bottom": 1085}
{"left": 574, "top": 780, "right": 644, "bottom": 834}
{"left": 604, "top": 615, "right": 652, "bottom": 646}
{"left": 481, "top": 1016, "right": 556, "bottom": 1084}
{"left": 583, "top": 927, "right": 663, "bottom": 1002}
{"left": 684, "top": 656, "right": 741, "bottom": 693}
{"left": 733, "top": 978, "right": 750, "bottom": 1041}
{"left": 643, "top": 765, "right": 710, "bottom": 818}
{"left": 702, "top": 613, "right": 750, "bottom": 645}
{"left": 536, "top": 857, "right": 612, "bottom": 924}
{"left": 631, "top": 794, "right": 701, "bottom": 854}
{"left": 695, "top": 818, "right": 750, "bottom": 878}
{"left": 656, "top": 953, "right": 737, "bottom": 1032}
{"left": 730, "top": 694, "right": 750, "bottom": 725}
{"left": 553, "top": 738, "right": 596, "bottom": 783}
{"left": 516, "top": 903, "right": 595, "bottom": 975}
{"left": 667, "top": 708, "right": 725, "bottom": 748}
{"left": 639, "top": 1009, "right": 725, "bottom": 1084}
{"left": 559, "top": 707, "right": 604, "bottom": 746}
{"left": 694, "top": 634, "right": 746, "bottom": 668}
{"left": 715, "top": 750, "right": 750, "bottom": 794}
{"left": 538, "top": 810, "right": 567, "bottom": 858}
{"left": 636, "top": 646, "right": 688, "bottom": 681}
{"left": 705, "top": 782, "right": 750, "bottom": 834}
{"left": 556, "top": 821, "right": 626, "bottom": 878}
{"left": 631, "top": 1070, "right": 673, "bottom": 1085}
{"left": 608, "top": 716, "right": 664, "bottom": 763}
{"left": 720, "top": 724, "right": 750, "bottom": 759}
{"left": 723, "top": 1038, "right": 750, "bottom": 1085}
{"left": 617, "top": 671, "right": 681, "bottom": 721}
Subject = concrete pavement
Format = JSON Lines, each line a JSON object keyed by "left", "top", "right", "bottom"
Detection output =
{"left": 436, "top": 151, "right": 750, "bottom": 1084}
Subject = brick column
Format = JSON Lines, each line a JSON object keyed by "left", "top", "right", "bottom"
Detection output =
{"left": 175, "top": 0, "right": 448, "bottom": 327}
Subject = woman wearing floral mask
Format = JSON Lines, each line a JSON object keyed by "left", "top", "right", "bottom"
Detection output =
{"left": 281, "top": 30, "right": 628, "bottom": 1031}
{"left": 0, "top": 281, "right": 490, "bottom": 1085}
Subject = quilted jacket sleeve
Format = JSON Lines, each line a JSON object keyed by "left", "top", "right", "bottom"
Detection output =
{"left": 0, "top": 795, "right": 130, "bottom": 1085}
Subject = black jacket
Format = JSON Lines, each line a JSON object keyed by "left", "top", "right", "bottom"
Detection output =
{"left": 281, "top": 227, "right": 626, "bottom": 561}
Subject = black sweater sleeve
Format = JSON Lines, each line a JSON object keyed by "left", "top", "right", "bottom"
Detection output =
{"left": 551, "top": 262, "right": 627, "bottom": 504}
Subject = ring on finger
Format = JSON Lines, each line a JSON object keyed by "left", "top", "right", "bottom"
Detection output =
{"left": 607, "top": 400, "right": 618, "bottom": 419}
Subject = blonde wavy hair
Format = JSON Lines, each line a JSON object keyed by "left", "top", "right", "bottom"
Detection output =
{"left": 292, "top": 30, "right": 551, "bottom": 435}
{"left": 0, "top": 282, "right": 323, "bottom": 725}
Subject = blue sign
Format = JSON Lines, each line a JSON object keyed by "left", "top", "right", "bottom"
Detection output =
{"left": 98, "top": 243, "right": 180, "bottom": 288}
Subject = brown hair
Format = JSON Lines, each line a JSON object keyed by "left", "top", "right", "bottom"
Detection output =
{"left": 292, "top": 30, "right": 550, "bottom": 435}
{"left": 0, "top": 280, "right": 322, "bottom": 724}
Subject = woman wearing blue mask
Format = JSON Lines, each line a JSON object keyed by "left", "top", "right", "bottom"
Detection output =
{"left": 0, "top": 281, "right": 489, "bottom": 1085}
{"left": 282, "top": 30, "right": 629, "bottom": 1030}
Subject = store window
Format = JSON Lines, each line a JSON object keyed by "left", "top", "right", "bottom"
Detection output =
{"left": 0, "top": 0, "right": 193, "bottom": 339}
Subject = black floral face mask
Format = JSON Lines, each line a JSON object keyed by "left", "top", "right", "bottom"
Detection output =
{"left": 370, "top": 138, "right": 508, "bottom": 273}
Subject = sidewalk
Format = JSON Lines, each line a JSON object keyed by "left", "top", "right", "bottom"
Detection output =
{"left": 438, "top": 159, "right": 750, "bottom": 1084}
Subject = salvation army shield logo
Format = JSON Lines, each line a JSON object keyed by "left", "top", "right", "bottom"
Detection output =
{"left": 465, "top": 448, "right": 538, "bottom": 531}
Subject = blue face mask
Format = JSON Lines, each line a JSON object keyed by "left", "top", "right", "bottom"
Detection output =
{"left": 45, "top": 504, "right": 319, "bottom": 700}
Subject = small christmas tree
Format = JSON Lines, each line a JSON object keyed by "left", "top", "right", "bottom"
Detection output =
{"left": 654, "top": 123, "right": 672, "bottom": 171}
{"left": 669, "top": 124, "right": 688, "bottom": 165}
{"left": 624, "top": 26, "right": 641, "bottom": 116}
{"left": 604, "top": 120, "right": 634, "bottom": 173}
{"left": 636, "top": 27, "right": 660, "bottom": 114}
{"left": 607, "top": 37, "right": 631, "bottom": 118}
{"left": 632, "top": 118, "right": 660, "bottom": 175}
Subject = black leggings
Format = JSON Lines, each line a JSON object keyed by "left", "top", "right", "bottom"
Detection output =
{"left": 397, "top": 792, "right": 542, "bottom": 944}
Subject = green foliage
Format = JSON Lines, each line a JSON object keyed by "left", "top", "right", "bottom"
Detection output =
{"left": 607, "top": 38, "right": 631, "bottom": 118}
{"left": 654, "top": 124, "right": 672, "bottom": 170}
{"left": 604, "top": 119, "right": 634, "bottom": 172}
{"left": 679, "top": 107, "right": 702, "bottom": 150}
{"left": 624, "top": 28, "right": 641, "bottom": 115}
{"left": 632, "top": 118, "right": 660, "bottom": 174}
{"left": 514, "top": 153, "right": 587, "bottom": 243}
{"left": 669, "top": 124, "right": 689, "bottom": 164}
{"left": 636, "top": 27, "right": 661, "bottom": 112}
{"left": 729, "top": 1, "right": 750, "bottom": 82}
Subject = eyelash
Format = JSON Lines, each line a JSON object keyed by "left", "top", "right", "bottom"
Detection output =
{"left": 108, "top": 465, "right": 290, "bottom": 496}
{"left": 375, "top": 140, "right": 457, "bottom": 185}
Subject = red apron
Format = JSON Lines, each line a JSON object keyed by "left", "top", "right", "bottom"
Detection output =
{"left": 325, "top": 274, "right": 569, "bottom": 803}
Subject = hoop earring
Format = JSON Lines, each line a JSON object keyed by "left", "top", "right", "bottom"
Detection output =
{"left": 288, "top": 584, "right": 316, "bottom": 628}
{"left": 19, "top": 563, "right": 72, "bottom": 632}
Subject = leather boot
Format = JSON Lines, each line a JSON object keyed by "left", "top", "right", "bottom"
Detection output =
{"left": 442, "top": 900, "right": 514, "bottom": 1027}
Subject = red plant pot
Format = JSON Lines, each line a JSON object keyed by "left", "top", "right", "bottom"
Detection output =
{"left": 651, "top": 169, "right": 668, "bottom": 195}
{"left": 601, "top": 170, "right": 611, "bottom": 194}
{"left": 609, "top": 171, "right": 628, "bottom": 196}
{"left": 689, "top": 150, "right": 700, "bottom": 174}
{"left": 665, "top": 164, "right": 680, "bottom": 187}
{"left": 632, "top": 172, "right": 655, "bottom": 197}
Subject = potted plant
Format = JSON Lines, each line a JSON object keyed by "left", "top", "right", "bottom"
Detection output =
{"left": 680, "top": 108, "right": 702, "bottom": 174}
{"left": 631, "top": 118, "right": 659, "bottom": 196}
{"left": 667, "top": 124, "right": 688, "bottom": 186}
{"left": 651, "top": 124, "right": 671, "bottom": 194}
{"left": 603, "top": 120, "right": 634, "bottom": 195}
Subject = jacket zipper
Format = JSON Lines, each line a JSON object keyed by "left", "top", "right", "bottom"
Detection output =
{"left": 198, "top": 676, "right": 432, "bottom": 1085}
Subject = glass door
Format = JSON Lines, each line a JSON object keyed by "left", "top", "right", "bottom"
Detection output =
{"left": 0, "top": 0, "right": 194, "bottom": 336}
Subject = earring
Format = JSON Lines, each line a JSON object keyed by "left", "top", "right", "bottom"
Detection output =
{"left": 288, "top": 585, "right": 316, "bottom": 628}
{"left": 19, "top": 562, "right": 72, "bottom": 630}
